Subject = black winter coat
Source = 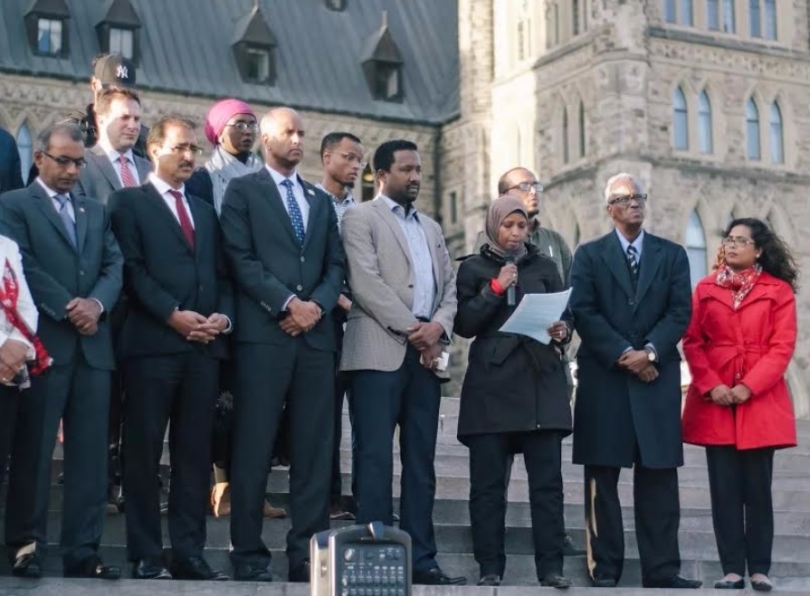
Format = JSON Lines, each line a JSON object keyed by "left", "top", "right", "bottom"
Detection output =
{"left": 454, "top": 244, "right": 573, "bottom": 445}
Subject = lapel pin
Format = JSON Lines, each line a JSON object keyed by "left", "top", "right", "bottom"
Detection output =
{"left": 307, "top": 189, "right": 315, "bottom": 196}
{"left": 79, "top": 207, "right": 85, "bottom": 213}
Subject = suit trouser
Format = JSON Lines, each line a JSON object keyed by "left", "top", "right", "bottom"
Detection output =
{"left": 229, "top": 340, "right": 334, "bottom": 570}
{"left": 584, "top": 464, "right": 681, "bottom": 584}
{"left": 330, "top": 366, "right": 354, "bottom": 504}
{"left": 122, "top": 351, "right": 218, "bottom": 561}
{"left": 0, "top": 385, "right": 23, "bottom": 488}
{"left": 350, "top": 345, "right": 441, "bottom": 572}
{"left": 468, "top": 431, "right": 565, "bottom": 580}
{"left": 5, "top": 356, "right": 109, "bottom": 570}
{"left": 706, "top": 445, "right": 774, "bottom": 576}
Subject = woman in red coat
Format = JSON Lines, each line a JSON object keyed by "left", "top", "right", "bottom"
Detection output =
{"left": 682, "top": 218, "right": 798, "bottom": 592}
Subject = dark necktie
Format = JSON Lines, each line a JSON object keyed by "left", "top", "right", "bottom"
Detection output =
{"left": 168, "top": 190, "right": 195, "bottom": 250}
{"left": 54, "top": 194, "right": 77, "bottom": 248}
{"left": 281, "top": 179, "right": 305, "bottom": 246}
{"left": 627, "top": 244, "right": 639, "bottom": 283}
{"left": 118, "top": 155, "right": 137, "bottom": 187}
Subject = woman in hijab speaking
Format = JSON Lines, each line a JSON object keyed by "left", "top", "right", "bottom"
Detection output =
{"left": 454, "top": 195, "right": 572, "bottom": 589}
{"left": 682, "top": 218, "right": 798, "bottom": 592}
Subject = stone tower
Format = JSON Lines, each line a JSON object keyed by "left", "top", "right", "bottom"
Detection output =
{"left": 444, "top": 0, "right": 810, "bottom": 416}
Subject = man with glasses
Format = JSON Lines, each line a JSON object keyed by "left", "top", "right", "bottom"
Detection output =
{"left": 108, "top": 117, "right": 233, "bottom": 581}
{"left": 316, "top": 132, "right": 364, "bottom": 521}
{"left": 569, "top": 173, "right": 699, "bottom": 589}
{"left": 0, "top": 122, "right": 124, "bottom": 580}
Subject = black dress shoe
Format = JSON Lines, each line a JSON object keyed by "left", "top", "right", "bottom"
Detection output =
{"left": 412, "top": 566, "right": 467, "bottom": 586}
{"left": 171, "top": 556, "right": 229, "bottom": 581}
{"left": 12, "top": 552, "right": 42, "bottom": 579}
{"left": 644, "top": 574, "right": 702, "bottom": 589}
{"left": 477, "top": 574, "right": 501, "bottom": 586}
{"left": 563, "top": 533, "right": 585, "bottom": 557}
{"left": 233, "top": 564, "right": 274, "bottom": 582}
{"left": 65, "top": 555, "right": 122, "bottom": 580}
{"left": 751, "top": 576, "right": 773, "bottom": 592}
{"left": 288, "top": 560, "right": 311, "bottom": 583}
{"left": 714, "top": 578, "right": 745, "bottom": 589}
{"left": 591, "top": 577, "right": 617, "bottom": 588}
{"left": 541, "top": 573, "right": 572, "bottom": 589}
{"left": 133, "top": 558, "right": 172, "bottom": 580}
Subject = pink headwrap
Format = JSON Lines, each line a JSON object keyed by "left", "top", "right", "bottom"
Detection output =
{"left": 204, "top": 99, "right": 255, "bottom": 145}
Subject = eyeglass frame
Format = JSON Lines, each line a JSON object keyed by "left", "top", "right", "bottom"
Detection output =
{"left": 507, "top": 181, "right": 544, "bottom": 194}
{"left": 330, "top": 151, "right": 367, "bottom": 169}
{"left": 166, "top": 143, "right": 204, "bottom": 156}
{"left": 722, "top": 236, "right": 756, "bottom": 248}
{"left": 608, "top": 193, "right": 648, "bottom": 207}
{"left": 225, "top": 121, "right": 259, "bottom": 132}
{"left": 40, "top": 151, "right": 87, "bottom": 169}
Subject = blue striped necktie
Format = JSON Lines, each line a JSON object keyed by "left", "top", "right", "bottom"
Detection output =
{"left": 281, "top": 179, "right": 305, "bottom": 245}
{"left": 54, "top": 194, "right": 77, "bottom": 248}
{"left": 627, "top": 245, "right": 639, "bottom": 283}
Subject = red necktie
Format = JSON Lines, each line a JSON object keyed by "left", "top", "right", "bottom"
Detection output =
{"left": 118, "top": 156, "right": 137, "bottom": 188}
{"left": 168, "top": 190, "right": 195, "bottom": 249}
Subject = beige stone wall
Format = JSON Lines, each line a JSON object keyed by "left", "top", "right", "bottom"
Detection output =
{"left": 446, "top": 0, "right": 810, "bottom": 415}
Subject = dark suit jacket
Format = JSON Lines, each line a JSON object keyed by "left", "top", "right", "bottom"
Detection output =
{"left": 0, "top": 128, "right": 24, "bottom": 194}
{"left": 75, "top": 145, "right": 153, "bottom": 205}
{"left": 0, "top": 183, "right": 123, "bottom": 370}
{"left": 108, "top": 183, "right": 233, "bottom": 360}
{"left": 570, "top": 230, "right": 692, "bottom": 469}
{"left": 220, "top": 168, "right": 344, "bottom": 351}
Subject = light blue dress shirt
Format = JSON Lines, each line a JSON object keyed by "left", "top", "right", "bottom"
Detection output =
{"left": 379, "top": 195, "right": 435, "bottom": 320}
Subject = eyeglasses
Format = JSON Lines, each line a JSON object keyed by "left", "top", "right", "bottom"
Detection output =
{"left": 722, "top": 236, "right": 756, "bottom": 248}
{"left": 508, "top": 181, "right": 544, "bottom": 193}
{"left": 332, "top": 152, "right": 367, "bottom": 168}
{"left": 608, "top": 194, "right": 647, "bottom": 206}
{"left": 167, "top": 144, "right": 203, "bottom": 156}
{"left": 42, "top": 151, "right": 87, "bottom": 169}
{"left": 225, "top": 122, "right": 259, "bottom": 132}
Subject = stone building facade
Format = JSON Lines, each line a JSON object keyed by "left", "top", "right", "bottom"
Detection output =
{"left": 2, "top": 0, "right": 808, "bottom": 415}
{"left": 446, "top": 0, "right": 810, "bottom": 416}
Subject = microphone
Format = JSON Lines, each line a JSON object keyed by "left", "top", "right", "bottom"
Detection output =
{"left": 505, "top": 253, "right": 516, "bottom": 306}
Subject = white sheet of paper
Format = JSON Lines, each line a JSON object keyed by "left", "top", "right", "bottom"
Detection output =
{"left": 498, "top": 289, "right": 572, "bottom": 345}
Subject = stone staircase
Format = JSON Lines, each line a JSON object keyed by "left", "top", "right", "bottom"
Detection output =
{"left": 1, "top": 396, "right": 810, "bottom": 595}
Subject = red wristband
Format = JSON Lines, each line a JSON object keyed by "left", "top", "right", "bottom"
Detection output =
{"left": 490, "top": 278, "right": 505, "bottom": 296}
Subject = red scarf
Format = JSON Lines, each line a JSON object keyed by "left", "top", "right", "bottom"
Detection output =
{"left": 0, "top": 258, "right": 52, "bottom": 375}
{"left": 715, "top": 263, "right": 762, "bottom": 310}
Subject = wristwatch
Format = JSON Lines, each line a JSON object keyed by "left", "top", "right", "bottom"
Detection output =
{"left": 644, "top": 346, "right": 656, "bottom": 362}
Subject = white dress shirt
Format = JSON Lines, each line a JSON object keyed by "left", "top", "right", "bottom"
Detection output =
{"left": 98, "top": 139, "right": 140, "bottom": 187}
{"left": 265, "top": 165, "right": 309, "bottom": 231}
{"left": 37, "top": 178, "right": 75, "bottom": 222}
{"left": 148, "top": 173, "right": 195, "bottom": 228}
{"left": 0, "top": 235, "right": 37, "bottom": 359}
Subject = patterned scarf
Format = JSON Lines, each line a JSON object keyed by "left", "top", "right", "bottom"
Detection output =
{"left": 205, "top": 146, "right": 264, "bottom": 215}
{"left": 0, "top": 258, "right": 52, "bottom": 378}
{"left": 715, "top": 263, "right": 762, "bottom": 309}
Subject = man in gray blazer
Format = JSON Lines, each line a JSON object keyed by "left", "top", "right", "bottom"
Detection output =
{"left": 76, "top": 87, "right": 152, "bottom": 204}
{"left": 0, "top": 122, "right": 123, "bottom": 580}
{"left": 74, "top": 87, "right": 151, "bottom": 511}
{"left": 340, "top": 140, "right": 463, "bottom": 586}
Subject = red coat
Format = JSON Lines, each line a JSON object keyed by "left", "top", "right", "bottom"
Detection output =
{"left": 682, "top": 272, "right": 797, "bottom": 450}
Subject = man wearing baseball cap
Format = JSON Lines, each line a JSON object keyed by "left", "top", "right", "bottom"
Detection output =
{"left": 26, "top": 54, "right": 148, "bottom": 184}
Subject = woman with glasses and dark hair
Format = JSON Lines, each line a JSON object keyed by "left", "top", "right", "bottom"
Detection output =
{"left": 682, "top": 217, "right": 799, "bottom": 592}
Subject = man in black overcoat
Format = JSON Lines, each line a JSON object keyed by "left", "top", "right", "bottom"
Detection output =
{"left": 570, "top": 173, "right": 700, "bottom": 589}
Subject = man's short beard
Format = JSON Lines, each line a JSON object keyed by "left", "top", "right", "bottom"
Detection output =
{"left": 342, "top": 180, "right": 356, "bottom": 189}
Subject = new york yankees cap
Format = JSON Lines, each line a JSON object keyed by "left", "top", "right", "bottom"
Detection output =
{"left": 93, "top": 54, "right": 136, "bottom": 88}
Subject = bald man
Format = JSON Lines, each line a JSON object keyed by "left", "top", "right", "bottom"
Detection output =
{"left": 220, "top": 107, "right": 345, "bottom": 583}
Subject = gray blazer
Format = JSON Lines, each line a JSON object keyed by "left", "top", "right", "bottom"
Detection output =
{"left": 75, "top": 145, "right": 152, "bottom": 204}
{"left": 340, "top": 197, "right": 457, "bottom": 378}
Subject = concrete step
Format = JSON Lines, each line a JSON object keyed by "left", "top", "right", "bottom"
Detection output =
{"left": 23, "top": 512, "right": 810, "bottom": 564}
{"left": 3, "top": 580, "right": 810, "bottom": 596}
{"left": 1, "top": 544, "right": 810, "bottom": 589}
